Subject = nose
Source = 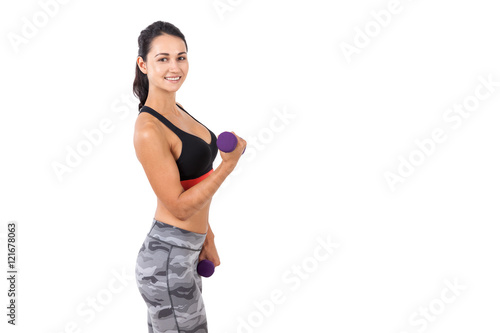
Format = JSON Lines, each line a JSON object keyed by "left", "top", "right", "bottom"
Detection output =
{"left": 168, "top": 60, "right": 181, "bottom": 73}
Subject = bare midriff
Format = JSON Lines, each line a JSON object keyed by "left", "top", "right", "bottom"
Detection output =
{"left": 154, "top": 196, "right": 211, "bottom": 234}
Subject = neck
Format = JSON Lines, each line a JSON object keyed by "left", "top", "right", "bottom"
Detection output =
{"left": 144, "top": 87, "right": 181, "bottom": 117}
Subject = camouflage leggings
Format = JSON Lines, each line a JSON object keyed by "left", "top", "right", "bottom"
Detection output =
{"left": 135, "top": 218, "right": 208, "bottom": 333}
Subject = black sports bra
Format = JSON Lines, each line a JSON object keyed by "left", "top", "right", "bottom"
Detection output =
{"left": 139, "top": 104, "right": 218, "bottom": 190}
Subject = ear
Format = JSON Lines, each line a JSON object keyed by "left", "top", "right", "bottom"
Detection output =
{"left": 137, "top": 56, "right": 147, "bottom": 74}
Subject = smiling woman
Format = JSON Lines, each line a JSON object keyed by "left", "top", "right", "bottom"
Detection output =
{"left": 131, "top": 21, "right": 246, "bottom": 333}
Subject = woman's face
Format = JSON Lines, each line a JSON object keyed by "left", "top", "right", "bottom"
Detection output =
{"left": 138, "top": 34, "right": 189, "bottom": 93}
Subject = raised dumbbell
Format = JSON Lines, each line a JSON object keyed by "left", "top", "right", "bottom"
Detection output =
{"left": 217, "top": 131, "right": 245, "bottom": 154}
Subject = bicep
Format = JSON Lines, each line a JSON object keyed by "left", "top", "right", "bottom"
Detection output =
{"left": 134, "top": 126, "right": 185, "bottom": 216}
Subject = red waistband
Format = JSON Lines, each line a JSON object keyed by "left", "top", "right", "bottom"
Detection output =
{"left": 180, "top": 169, "right": 214, "bottom": 191}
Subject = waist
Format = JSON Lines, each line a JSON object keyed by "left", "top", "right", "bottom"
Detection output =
{"left": 147, "top": 218, "right": 207, "bottom": 251}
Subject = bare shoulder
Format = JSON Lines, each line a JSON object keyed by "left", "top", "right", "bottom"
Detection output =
{"left": 135, "top": 112, "right": 159, "bottom": 138}
{"left": 134, "top": 112, "right": 168, "bottom": 154}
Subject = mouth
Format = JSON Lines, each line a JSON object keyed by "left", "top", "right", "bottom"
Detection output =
{"left": 165, "top": 76, "right": 181, "bottom": 83}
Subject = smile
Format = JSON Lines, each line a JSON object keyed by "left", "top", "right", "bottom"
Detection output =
{"left": 165, "top": 76, "right": 181, "bottom": 81}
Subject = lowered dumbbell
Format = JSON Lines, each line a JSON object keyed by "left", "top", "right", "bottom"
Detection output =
{"left": 197, "top": 259, "right": 215, "bottom": 278}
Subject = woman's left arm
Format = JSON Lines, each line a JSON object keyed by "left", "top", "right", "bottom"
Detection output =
{"left": 199, "top": 222, "right": 220, "bottom": 266}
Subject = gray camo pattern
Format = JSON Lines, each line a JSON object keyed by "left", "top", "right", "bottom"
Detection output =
{"left": 135, "top": 218, "right": 208, "bottom": 333}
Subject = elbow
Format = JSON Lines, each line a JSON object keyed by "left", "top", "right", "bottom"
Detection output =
{"left": 165, "top": 204, "right": 189, "bottom": 222}
{"left": 159, "top": 196, "right": 191, "bottom": 222}
{"left": 175, "top": 199, "right": 197, "bottom": 221}
{"left": 175, "top": 208, "right": 190, "bottom": 222}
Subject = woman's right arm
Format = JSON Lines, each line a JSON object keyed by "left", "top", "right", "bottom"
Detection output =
{"left": 134, "top": 124, "right": 245, "bottom": 221}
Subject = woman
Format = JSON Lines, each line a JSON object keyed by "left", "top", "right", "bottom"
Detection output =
{"left": 132, "top": 21, "right": 246, "bottom": 333}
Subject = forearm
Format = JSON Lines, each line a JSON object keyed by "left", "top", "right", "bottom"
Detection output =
{"left": 199, "top": 220, "right": 220, "bottom": 266}
{"left": 205, "top": 222, "right": 214, "bottom": 243}
{"left": 177, "top": 161, "right": 235, "bottom": 220}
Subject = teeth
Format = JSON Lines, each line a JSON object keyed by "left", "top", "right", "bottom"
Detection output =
{"left": 165, "top": 77, "right": 180, "bottom": 81}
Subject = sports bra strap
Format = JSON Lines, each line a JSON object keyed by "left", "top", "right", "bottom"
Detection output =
{"left": 176, "top": 104, "right": 204, "bottom": 127}
{"left": 139, "top": 104, "right": 185, "bottom": 138}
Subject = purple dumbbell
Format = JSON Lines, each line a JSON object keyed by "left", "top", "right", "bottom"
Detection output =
{"left": 197, "top": 259, "right": 215, "bottom": 278}
{"left": 217, "top": 131, "right": 245, "bottom": 154}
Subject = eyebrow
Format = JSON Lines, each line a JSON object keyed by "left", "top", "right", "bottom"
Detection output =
{"left": 155, "top": 52, "right": 187, "bottom": 57}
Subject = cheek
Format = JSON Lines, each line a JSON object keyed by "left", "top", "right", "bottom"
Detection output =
{"left": 152, "top": 65, "right": 162, "bottom": 74}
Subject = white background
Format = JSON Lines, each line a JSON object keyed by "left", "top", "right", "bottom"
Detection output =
{"left": 1, "top": 0, "right": 499, "bottom": 332}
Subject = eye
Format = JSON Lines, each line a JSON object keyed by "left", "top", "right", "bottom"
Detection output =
{"left": 159, "top": 58, "right": 167, "bottom": 62}
{"left": 178, "top": 56, "right": 186, "bottom": 61}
